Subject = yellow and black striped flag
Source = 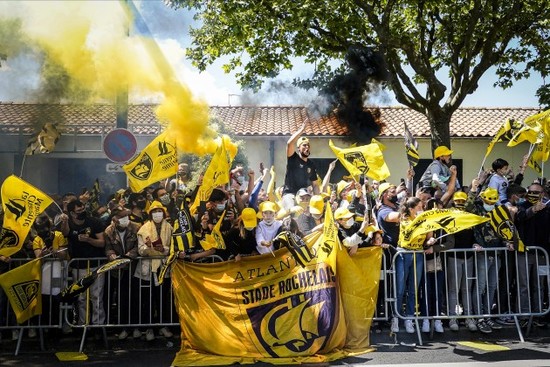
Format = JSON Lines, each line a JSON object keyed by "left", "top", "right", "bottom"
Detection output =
{"left": 0, "top": 259, "right": 42, "bottom": 324}
{"left": 88, "top": 179, "right": 101, "bottom": 212}
{"left": 25, "top": 123, "right": 60, "bottom": 155}
{"left": 487, "top": 205, "right": 525, "bottom": 252}
{"left": 274, "top": 231, "right": 314, "bottom": 268}
{"left": 403, "top": 122, "right": 419, "bottom": 166}
{"left": 158, "top": 199, "right": 195, "bottom": 283}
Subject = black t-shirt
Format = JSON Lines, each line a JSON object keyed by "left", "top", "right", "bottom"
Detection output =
{"left": 68, "top": 216, "right": 106, "bottom": 268}
{"left": 283, "top": 152, "right": 317, "bottom": 195}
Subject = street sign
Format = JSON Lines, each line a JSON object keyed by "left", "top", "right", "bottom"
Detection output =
{"left": 106, "top": 163, "right": 124, "bottom": 173}
{"left": 103, "top": 128, "right": 137, "bottom": 163}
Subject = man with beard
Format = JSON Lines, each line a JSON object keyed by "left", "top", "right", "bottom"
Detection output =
{"left": 281, "top": 123, "right": 319, "bottom": 211}
{"left": 419, "top": 145, "right": 460, "bottom": 194}
{"left": 65, "top": 200, "right": 106, "bottom": 326}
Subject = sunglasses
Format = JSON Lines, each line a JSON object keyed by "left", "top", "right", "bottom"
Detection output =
{"left": 527, "top": 191, "right": 542, "bottom": 195}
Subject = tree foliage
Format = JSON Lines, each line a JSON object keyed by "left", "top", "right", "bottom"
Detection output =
{"left": 169, "top": 0, "right": 549, "bottom": 148}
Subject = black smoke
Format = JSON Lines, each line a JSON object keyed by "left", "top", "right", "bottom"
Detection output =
{"left": 313, "top": 46, "right": 388, "bottom": 144}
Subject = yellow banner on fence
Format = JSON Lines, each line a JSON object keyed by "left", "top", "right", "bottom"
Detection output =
{"left": 171, "top": 246, "right": 381, "bottom": 366}
{"left": 0, "top": 258, "right": 42, "bottom": 324}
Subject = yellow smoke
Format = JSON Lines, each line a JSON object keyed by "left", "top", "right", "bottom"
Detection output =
{"left": 0, "top": 0, "right": 221, "bottom": 155}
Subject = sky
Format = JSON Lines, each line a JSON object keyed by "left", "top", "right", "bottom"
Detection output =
{"left": 0, "top": 0, "right": 544, "bottom": 108}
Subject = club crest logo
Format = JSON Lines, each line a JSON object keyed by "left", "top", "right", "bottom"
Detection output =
{"left": 5, "top": 198, "right": 26, "bottom": 221}
{"left": 344, "top": 152, "right": 370, "bottom": 175}
{"left": 129, "top": 152, "right": 153, "bottom": 180}
{"left": 0, "top": 228, "right": 20, "bottom": 249}
{"left": 11, "top": 280, "right": 39, "bottom": 310}
{"left": 247, "top": 288, "right": 337, "bottom": 357}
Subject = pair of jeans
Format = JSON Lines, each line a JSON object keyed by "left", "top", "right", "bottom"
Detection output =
{"left": 447, "top": 256, "right": 474, "bottom": 316}
{"left": 472, "top": 251, "right": 500, "bottom": 316}
{"left": 395, "top": 251, "right": 424, "bottom": 317}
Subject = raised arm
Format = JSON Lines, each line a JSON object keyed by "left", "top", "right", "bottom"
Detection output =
{"left": 287, "top": 122, "right": 306, "bottom": 157}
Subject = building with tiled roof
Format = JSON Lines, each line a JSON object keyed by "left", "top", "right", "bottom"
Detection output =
{"left": 0, "top": 103, "right": 541, "bottom": 195}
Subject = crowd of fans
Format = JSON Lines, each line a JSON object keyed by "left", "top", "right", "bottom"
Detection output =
{"left": 1, "top": 123, "right": 549, "bottom": 343}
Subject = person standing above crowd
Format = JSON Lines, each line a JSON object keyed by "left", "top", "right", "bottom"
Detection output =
{"left": 487, "top": 158, "right": 510, "bottom": 205}
{"left": 282, "top": 122, "right": 319, "bottom": 211}
{"left": 419, "top": 145, "right": 460, "bottom": 194}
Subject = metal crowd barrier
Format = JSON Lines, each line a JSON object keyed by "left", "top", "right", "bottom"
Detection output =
{"left": 2, "top": 249, "right": 548, "bottom": 354}
{"left": 388, "top": 246, "right": 550, "bottom": 345}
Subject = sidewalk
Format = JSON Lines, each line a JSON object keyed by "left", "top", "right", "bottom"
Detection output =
{"left": 1, "top": 323, "right": 549, "bottom": 366}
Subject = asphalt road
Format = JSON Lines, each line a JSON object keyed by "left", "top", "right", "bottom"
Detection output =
{"left": 1, "top": 322, "right": 550, "bottom": 367}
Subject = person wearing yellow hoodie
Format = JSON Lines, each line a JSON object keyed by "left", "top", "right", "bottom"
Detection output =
{"left": 135, "top": 201, "right": 173, "bottom": 341}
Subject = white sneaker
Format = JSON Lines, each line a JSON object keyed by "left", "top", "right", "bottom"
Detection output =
{"left": 434, "top": 320, "right": 444, "bottom": 333}
{"left": 118, "top": 329, "right": 129, "bottom": 340}
{"left": 145, "top": 328, "right": 155, "bottom": 341}
{"left": 28, "top": 328, "right": 37, "bottom": 338}
{"left": 12, "top": 329, "right": 20, "bottom": 341}
{"left": 159, "top": 327, "right": 173, "bottom": 338}
{"left": 391, "top": 317, "right": 399, "bottom": 333}
{"left": 421, "top": 319, "right": 430, "bottom": 333}
{"left": 449, "top": 318, "right": 459, "bottom": 331}
{"left": 132, "top": 329, "right": 142, "bottom": 339}
{"left": 465, "top": 318, "right": 477, "bottom": 332}
{"left": 405, "top": 320, "right": 415, "bottom": 334}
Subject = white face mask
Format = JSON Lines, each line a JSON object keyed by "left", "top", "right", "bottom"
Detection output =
{"left": 342, "top": 217, "right": 354, "bottom": 229}
{"left": 152, "top": 211, "right": 164, "bottom": 223}
{"left": 416, "top": 210, "right": 424, "bottom": 216}
{"left": 216, "top": 203, "right": 226, "bottom": 212}
{"left": 312, "top": 213, "right": 322, "bottom": 220}
{"left": 483, "top": 203, "right": 495, "bottom": 212}
{"left": 159, "top": 194, "right": 171, "bottom": 206}
{"left": 117, "top": 216, "right": 130, "bottom": 228}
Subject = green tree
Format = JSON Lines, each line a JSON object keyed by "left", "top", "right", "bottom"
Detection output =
{"left": 169, "top": 0, "right": 549, "bottom": 149}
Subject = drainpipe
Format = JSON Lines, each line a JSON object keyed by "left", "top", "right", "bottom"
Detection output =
{"left": 269, "top": 140, "right": 275, "bottom": 168}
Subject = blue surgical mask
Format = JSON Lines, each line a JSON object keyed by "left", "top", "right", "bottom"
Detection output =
{"left": 517, "top": 198, "right": 526, "bottom": 205}
{"left": 216, "top": 203, "right": 226, "bottom": 212}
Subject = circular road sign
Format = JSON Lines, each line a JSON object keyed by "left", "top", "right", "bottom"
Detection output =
{"left": 103, "top": 128, "right": 138, "bottom": 163}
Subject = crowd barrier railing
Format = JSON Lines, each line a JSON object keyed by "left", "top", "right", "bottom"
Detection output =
{"left": 389, "top": 246, "right": 550, "bottom": 345}
{"left": 2, "top": 248, "right": 548, "bottom": 354}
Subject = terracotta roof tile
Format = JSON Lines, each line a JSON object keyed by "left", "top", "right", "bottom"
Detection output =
{"left": 0, "top": 102, "right": 541, "bottom": 138}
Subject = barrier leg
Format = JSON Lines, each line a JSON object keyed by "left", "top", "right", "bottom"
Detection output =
{"left": 513, "top": 316, "right": 525, "bottom": 343}
{"left": 14, "top": 327, "right": 23, "bottom": 356}
{"left": 79, "top": 327, "right": 87, "bottom": 353}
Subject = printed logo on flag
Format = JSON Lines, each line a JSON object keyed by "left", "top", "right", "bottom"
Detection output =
{"left": 244, "top": 263, "right": 338, "bottom": 358}
{"left": 343, "top": 152, "right": 370, "bottom": 175}
{"left": 0, "top": 228, "right": 19, "bottom": 249}
{"left": 128, "top": 152, "right": 153, "bottom": 180}
{"left": 9, "top": 279, "right": 40, "bottom": 311}
{"left": 5, "top": 198, "right": 27, "bottom": 221}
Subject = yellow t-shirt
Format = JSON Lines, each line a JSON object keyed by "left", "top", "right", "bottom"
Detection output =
{"left": 398, "top": 218, "right": 427, "bottom": 251}
{"left": 32, "top": 231, "right": 67, "bottom": 252}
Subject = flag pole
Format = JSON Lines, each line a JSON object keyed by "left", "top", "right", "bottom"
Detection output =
{"left": 19, "top": 154, "right": 27, "bottom": 178}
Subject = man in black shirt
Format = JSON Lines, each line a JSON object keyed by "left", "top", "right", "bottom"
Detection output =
{"left": 66, "top": 200, "right": 106, "bottom": 326}
{"left": 282, "top": 123, "right": 319, "bottom": 210}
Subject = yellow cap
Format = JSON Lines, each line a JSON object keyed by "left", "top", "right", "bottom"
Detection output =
{"left": 241, "top": 208, "right": 257, "bottom": 228}
{"left": 480, "top": 187, "right": 498, "bottom": 204}
{"left": 434, "top": 145, "right": 453, "bottom": 159}
{"left": 336, "top": 180, "right": 351, "bottom": 196}
{"left": 296, "top": 137, "right": 309, "bottom": 147}
{"left": 309, "top": 195, "right": 325, "bottom": 215}
{"left": 453, "top": 191, "right": 467, "bottom": 201}
{"left": 378, "top": 182, "right": 395, "bottom": 199}
{"left": 364, "top": 225, "right": 383, "bottom": 236}
{"left": 260, "top": 201, "right": 279, "bottom": 213}
{"left": 334, "top": 207, "right": 354, "bottom": 220}
{"left": 147, "top": 200, "right": 166, "bottom": 216}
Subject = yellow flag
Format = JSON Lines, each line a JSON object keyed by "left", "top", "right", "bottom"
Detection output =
{"left": 191, "top": 135, "right": 236, "bottom": 213}
{"left": 527, "top": 155, "right": 543, "bottom": 175}
{"left": 487, "top": 205, "right": 525, "bottom": 252}
{"left": 123, "top": 130, "right": 178, "bottom": 192}
{"left": 25, "top": 122, "right": 60, "bottom": 155}
{"left": 200, "top": 210, "right": 226, "bottom": 250}
{"left": 400, "top": 209, "right": 489, "bottom": 248}
{"left": 508, "top": 120, "right": 543, "bottom": 147}
{"left": 0, "top": 259, "right": 42, "bottom": 324}
{"left": 329, "top": 140, "right": 390, "bottom": 181}
{"left": 315, "top": 203, "right": 339, "bottom": 274}
{"left": 485, "top": 118, "right": 522, "bottom": 158}
{"left": 1, "top": 175, "right": 54, "bottom": 257}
